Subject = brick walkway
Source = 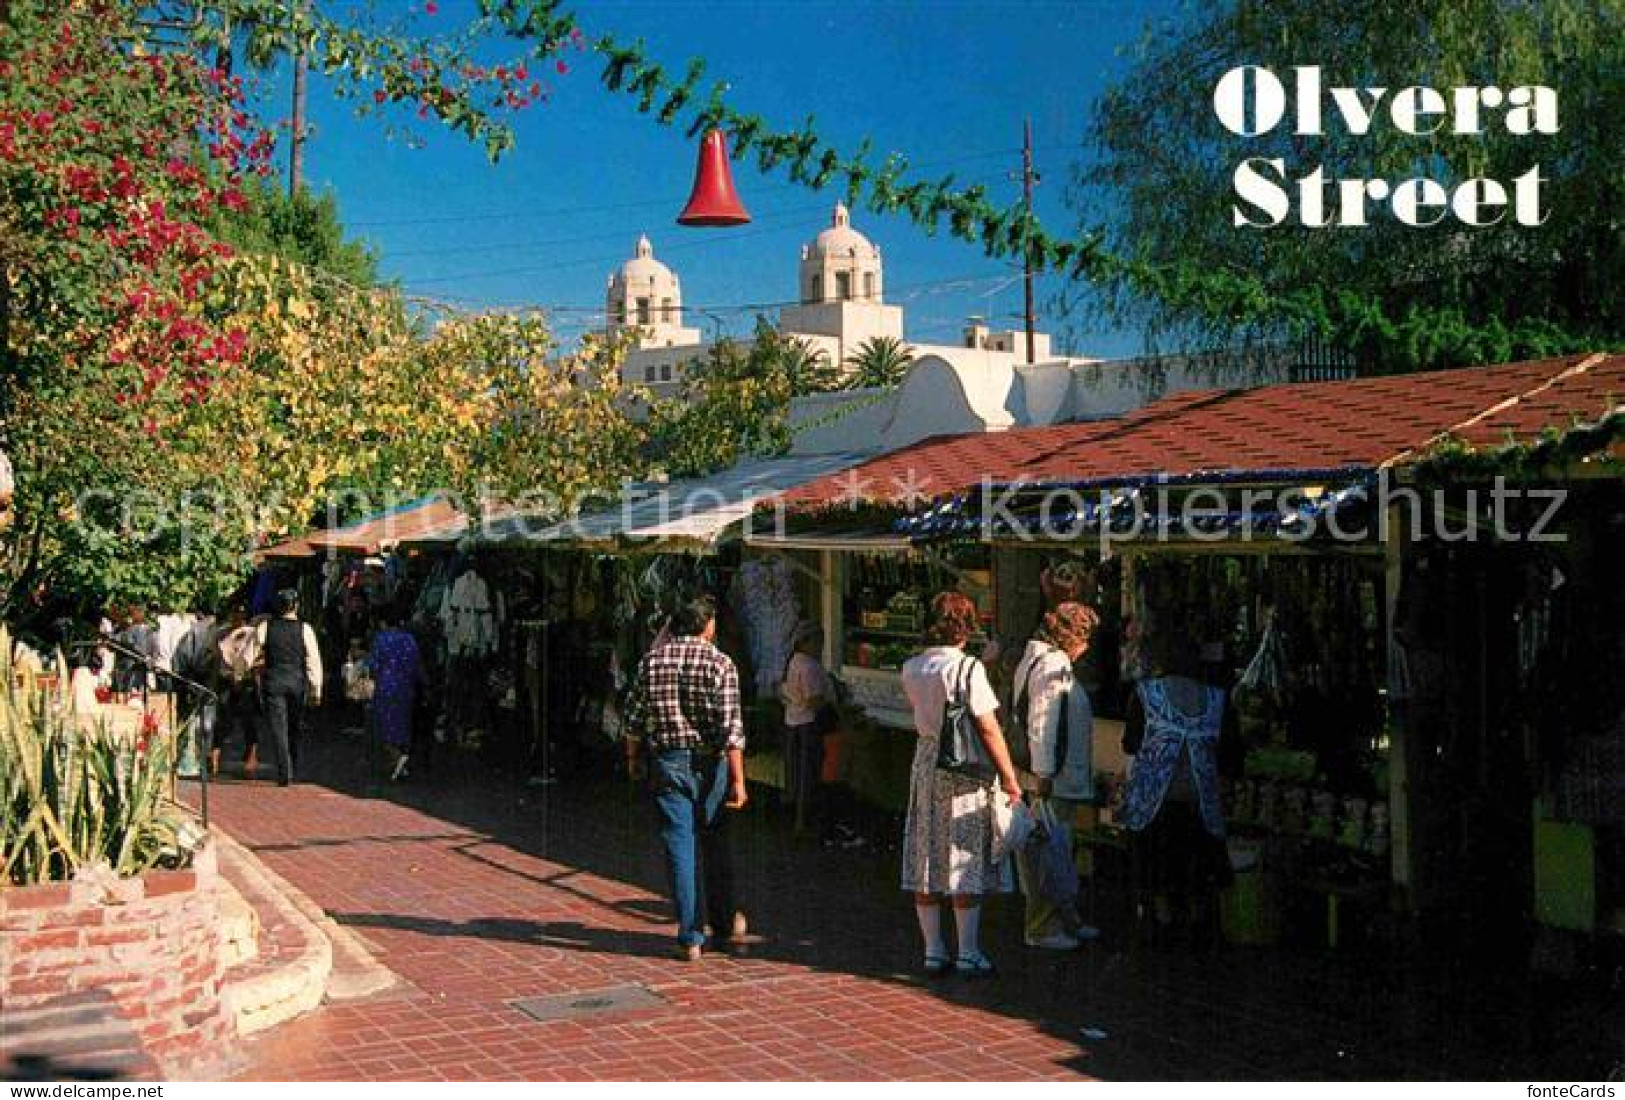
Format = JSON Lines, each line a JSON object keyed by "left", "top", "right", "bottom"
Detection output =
{"left": 189, "top": 728, "right": 1611, "bottom": 1081}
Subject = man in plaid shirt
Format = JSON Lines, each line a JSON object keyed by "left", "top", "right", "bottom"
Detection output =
{"left": 623, "top": 593, "right": 748, "bottom": 960}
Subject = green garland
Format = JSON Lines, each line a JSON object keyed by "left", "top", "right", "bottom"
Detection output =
{"left": 1410, "top": 408, "right": 1625, "bottom": 482}
{"left": 580, "top": 19, "right": 1615, "bottom": 366}
{"left": 193, "top": 1, "right": 1611, "bottom": 367}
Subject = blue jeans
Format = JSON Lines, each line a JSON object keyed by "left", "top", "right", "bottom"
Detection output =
{"left": 651, "top": 749, "right": 735, "bottom": 947}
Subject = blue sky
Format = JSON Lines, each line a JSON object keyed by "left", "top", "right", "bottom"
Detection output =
{"left": 288, "top": 0, "right": 1182, "bottom": 357}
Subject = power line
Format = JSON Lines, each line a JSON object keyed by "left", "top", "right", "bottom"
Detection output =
{"left": 344, "top": 144, "right": 1070, "bottom": 229}
{"left": 400, "top": 208, "right": 824, "bottom": 286}
{"left": 421, "top": 271, "right": 1029, "bottom": 327}
{"left": 384, "top": 200, "right": 823, "bottom": 259}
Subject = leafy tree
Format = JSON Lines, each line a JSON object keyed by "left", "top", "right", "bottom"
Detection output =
{"left": 190, "top": 0, "right": 588, "bottom": 162}
{"left": 430, "top": 317, "right": 644, "bottom": 518}
{"left": 0, "top": 1, "right": 612, "bottom": 618}
{"left": 0, "top": 0, "right": 271, "bottom": 616}
{"left": 844, "top": 335, "right": 915, "bottom": 389}
{"left": 1060, "top": 0, "right": 1624, "bottom": 373}
{"left": 211, "top": 179, "right": 380, "bottom": 288}
{"left": 646, "top": 319, "right": 803, "bottom": 478}
{"left": 779, "top": 336, "right": 844, "bottom": 396}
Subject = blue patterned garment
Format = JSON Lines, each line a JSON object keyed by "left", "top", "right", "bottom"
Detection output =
{"left": 368, "top": 628, "right": 423, "bottom": 749}
{"left": 1119, "top": 677, "right": 1226, "bottom": 838}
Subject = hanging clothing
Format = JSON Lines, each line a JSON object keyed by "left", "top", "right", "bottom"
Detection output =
{"left": 441, "top": 569, "right": 501, "bottom": 657}
{"left": 729, "top": 558, "right": 800, "bottom": 697}
{"left": 1119, "top": 676, "right": 1225, "bottom": 838}
{"left": 368, "top": 628, "right": 423, "bottom": 750}
{"left": 153, "top": 613, "right": 193, "bottom": 675}
{"left": 413, "top": 558, "right": 453, "bottom": 627}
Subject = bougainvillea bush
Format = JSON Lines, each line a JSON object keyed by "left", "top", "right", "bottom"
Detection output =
{"left": 0, "top": 1, "right": 276, "bottom": 616}
{"left": 0, "top": 1, "right": 629, "bottom": 618}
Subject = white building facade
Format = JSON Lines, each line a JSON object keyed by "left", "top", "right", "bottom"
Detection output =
{"left": 612, "top": 203, "right": 1068, "bottom": 395}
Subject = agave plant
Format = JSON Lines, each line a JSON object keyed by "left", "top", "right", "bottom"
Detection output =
{"left": 0, "top": 628, "right": 205, "bottom": 886}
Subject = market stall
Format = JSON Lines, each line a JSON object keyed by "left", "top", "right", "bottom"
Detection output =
{"left": 398, "top": 453, "right": 871, "bottom": 787}
{"left": 766, "top": 351, "right": 1625, "bottom": 955}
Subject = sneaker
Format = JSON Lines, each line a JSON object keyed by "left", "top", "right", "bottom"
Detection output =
{"left": 676, "top": 943, "right": 703, "bottom": 963}
{"left": 922, "top": 953, "right": 951, "bottom": 976}
{"left": 1025, "top": 932, "right": 1082, "bottom": 951}
{"left": 955, "top": 951, "right": 996, "bottom": 977}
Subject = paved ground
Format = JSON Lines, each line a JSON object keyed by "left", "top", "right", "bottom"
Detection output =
{"left": 188, "top": 726, "right": 1620, "bottom": 1081}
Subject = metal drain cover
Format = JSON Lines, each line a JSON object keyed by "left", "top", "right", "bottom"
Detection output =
{"left": 512, "top": 984, "right": 665, "bottom": 1022}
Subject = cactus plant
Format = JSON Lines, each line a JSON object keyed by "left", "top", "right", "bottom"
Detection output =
{"left": 0, "top": 628, "right": 205, "bottom": 885}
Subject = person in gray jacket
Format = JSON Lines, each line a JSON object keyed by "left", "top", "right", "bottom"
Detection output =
{"left": 1011, "top": 601, "right": 1099, "bottom": 949}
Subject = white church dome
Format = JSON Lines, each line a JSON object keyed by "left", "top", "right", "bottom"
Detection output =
{"left": 810, "top": 203, "right": 878, "bottom": 258}
{"left": 616, "top": 234, "right": 675, "bottom": 283}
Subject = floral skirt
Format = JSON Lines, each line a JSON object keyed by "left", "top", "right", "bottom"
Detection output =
{"left": 900, "top": 737, "right": 1013, "bottom": 896}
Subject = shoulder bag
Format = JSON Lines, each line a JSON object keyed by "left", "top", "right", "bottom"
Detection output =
{"left": 935, "top": 655, "right": 998, "bottom": 783}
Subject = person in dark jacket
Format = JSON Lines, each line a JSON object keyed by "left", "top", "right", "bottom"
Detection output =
{"left": 254, "top": 589, "right": 324, "bottom": 786}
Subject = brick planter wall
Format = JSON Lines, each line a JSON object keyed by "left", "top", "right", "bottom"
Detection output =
{"left": 1, "top": 842, "right": 234, "bottom": 1079}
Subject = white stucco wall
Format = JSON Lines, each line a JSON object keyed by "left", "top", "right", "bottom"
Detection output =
{"left": 1065, "top": 347, "right": 1296, "bottom": 420}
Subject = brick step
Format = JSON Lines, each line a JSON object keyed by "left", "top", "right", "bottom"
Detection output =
{"left": 214, "top": 831, "right": 398, "bottom": 1038}
{"left": 0, "top": 991, "right": 159, "bottom": 1081}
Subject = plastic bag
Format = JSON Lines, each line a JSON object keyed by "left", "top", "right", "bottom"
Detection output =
{"left": 1033, "top": 800, "right": 1080, "bottom": 908}
{"left": 1238, "top": 612, "right": 1288, "bottom": 697}
{"left": 993, "top": 792, "right": 1037, "bottom": 862}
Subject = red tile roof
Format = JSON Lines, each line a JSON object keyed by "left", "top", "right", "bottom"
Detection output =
{"left": 783, "top": 352, "right": 1625, "bottom": 508}
{"left": 257, "top": 495, "right": 466, "bottom": 561}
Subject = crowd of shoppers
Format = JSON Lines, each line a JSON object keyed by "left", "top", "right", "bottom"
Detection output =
{"left": 621, "top": 582, "right": 1232, "bottom": 973}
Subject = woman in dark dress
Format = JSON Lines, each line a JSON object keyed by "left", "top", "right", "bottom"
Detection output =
{"left": 1120, "top": 632, "right": 1234, "bottom": 944}
{"left": 368, "top": 605, "right": 425, "bottom": 781}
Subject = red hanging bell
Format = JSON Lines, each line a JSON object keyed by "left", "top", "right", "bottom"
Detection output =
{"left": 677, "top": 129, "right": 751, "bottom": 227}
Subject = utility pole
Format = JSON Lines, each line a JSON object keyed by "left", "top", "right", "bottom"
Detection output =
{"left": 0, "top": 0, "right": 12, "bottom": 421}
{"left": 288, "top": 1, "right": 309, "bottom": 196}
{"left": 1021, "top": 118, "right": 1038, "bottom": 365}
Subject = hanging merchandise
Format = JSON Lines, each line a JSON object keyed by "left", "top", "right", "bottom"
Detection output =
{"left": 730, "top": 557, "right": 801, "bottom": 696}
{"left": 1238, "top": 607, "right": 1288, "bottom": 697}
{"left": 412, "top": 557, "right": 452, "bottom": 627}
{"left": 440, "top": 561, "right": 503, "bottom": 743}
{"left": 441, "top": 566, "right": 501, "bottom": 658}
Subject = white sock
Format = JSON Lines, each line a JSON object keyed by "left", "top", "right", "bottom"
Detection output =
{"left": 915, "top": 901, "right": 946, "bottom": 957}
{"left": 953, "top": 903, "right": 982, "bottom": 959}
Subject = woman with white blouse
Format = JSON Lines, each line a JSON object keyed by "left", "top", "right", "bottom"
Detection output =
{"left": 899, "top": 592, "right": 1023, "bottom": 977}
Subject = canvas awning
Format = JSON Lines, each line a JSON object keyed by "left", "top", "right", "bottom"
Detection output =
{"left": 404, "top": 452, "right": 876, "bottom": 555}
{"left": 255, "top": 494, "right": 466, "bottom": 561}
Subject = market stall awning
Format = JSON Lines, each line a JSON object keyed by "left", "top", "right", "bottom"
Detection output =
{"left": 255, "top": 494, "right": 466, "bottom": 561}
{"left": 408, "top": 452, "right": 877, "bottom": 555}
{"left": 779, "top": 351, "right": 1625, "bottom": 512}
